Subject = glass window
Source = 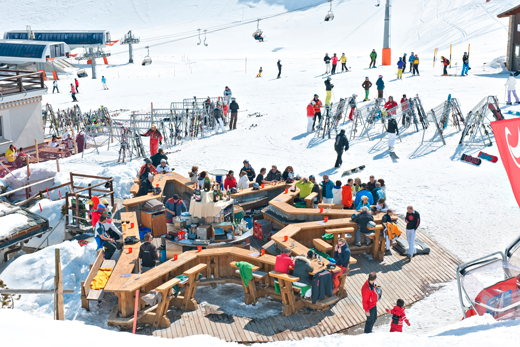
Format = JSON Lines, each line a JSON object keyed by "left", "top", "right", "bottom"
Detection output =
{"left": 0, "top": 43, "right": 46, "bottom": 58}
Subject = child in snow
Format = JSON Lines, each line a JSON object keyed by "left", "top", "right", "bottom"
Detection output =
{"left": 386, "top": 299, "right": 410, "bottom": 332}
{"left": 257, "top": 67, "right": 263, "bottom": 78}
{"left": 506, "top": 72, "right": 520, "bottom": 105}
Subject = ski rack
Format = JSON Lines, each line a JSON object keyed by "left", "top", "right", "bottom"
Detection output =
{"left": 459, "top": 96, "right": 497, "bottom": 147}
{"left": 350, "top": 99, "right": 382, "bottom": 141}
{"left": 359, "top": 98, "right": 386, "bottom": 141}
{"left": 397, "top": 99, "right": 419, "bottom": 133}
{"left": 410, "top": 95, "right": 429, "bottom": 130}
{"left": 422, "top": 106, "right": 446, "bottom": 145}
{"left": 378, "top": 105, "right": 402, "bottom": 143}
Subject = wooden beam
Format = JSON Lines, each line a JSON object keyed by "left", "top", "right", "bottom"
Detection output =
{"left": 54, "top": 248, "right": 64, "bottom": 320}
{"left": 0, "top": 289, "right": 74, "bottom": 294}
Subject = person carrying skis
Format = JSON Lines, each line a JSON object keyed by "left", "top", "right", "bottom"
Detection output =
{"left": 70, "top": 83, "right": 78, "bottom": 102}
{"left": 325, "top": 77, "right": 334, "bottom": 106}
{"left": 52, "top": 79, "right": 59, "bottom": 93}
{"left": 257, "top": 67, "right": 263, "bottom": 78}
{"left": 348, "top": 94, "right": 357, "bottom": 121}
{"left": 141, "top": 124, "right": 163, "bottom": 156}
{"left": 408, "top": 52, "right": 415, "bottom": 73}
{"left": 277, "top": 59, "right": 282, "bottom": 78}
{"left": 412, "top": 54, "right": 420, "bottom": 76}
{"left": 340, "top": 53, "right": 348, "bottom": 72}
{"left": 506, "top": 72, "right": 520, "bottom": 105}
{"left": 386, "top": 112, "right": 399, "bottom": 152}
{"left": 461, "top": 52, "right": 469, "bottom": 76}
{"left": 376, "top": 75, "right": 385, "bottom": 99}
{"left": 334, "top": 129, "right": 349, "bottom": 168}
{"left": 223, "top": 86, "right": 232, "bottom": 105}
{"left": 307, "top": 101, "right": 316, "bottom": 132}
{"left": 362, "top": 77, "right": 372, "bottom": 101}
{"left": 369, "top": 49, "right": 377, "bottom": 68}
{"left": 324, "top": 53, "right": 331, "bottom": 74}
{"left": 312, "top": 94, "right": 323, "bottom": 131}
{"left": 101, "top": 75, "right": 108, "bottom": 90}
{"left": 214, "top": 103, "right": 226, "bottom": 134}
{"left": 402, "top": 53, "right": 407, "bottom": 73}
{"left": 74, "top": 78, "right": 80, "bottom": 93}
{"left": 397, "top": 57, "right": 404, "bottom": 80}
{"left": 441, "top": 56, "right": 449, "bottom": 76}
{"left": 386, "top": 299, "right": 411, "bottom": 332}
{"left": 331, "top": 53, "right": 339, "bottom": 75}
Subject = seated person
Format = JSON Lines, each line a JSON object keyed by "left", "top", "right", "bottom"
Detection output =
{"left": 189, "top": 166, "right": 199, "bottom": 183}
{"left": 321, "top": 175, "right": 334, "bottom": 204}
{"left": 164, "top": 194, "right": 187, "bottom": 223}
{"left": 136, "top": 173, "right": 155, "bottom": 197}
{"left": 274, "top": 248, "right": 294, "bottom": 274}
{"left": 156, "top": 159, "right": 171, "bottom": 174}
{"left": 376, "top": 198, "right": 389, "bottom": 212}
{"left": 265, "top": 165, "right": 282, "bottom": 183}
{"left": 353, "top": 177, "right": 362, "bottom": 196}
{"left": 255, "top": 34, "right": 264, "bottom": 42}
{"left": 139, "top": 158, "right": 157, "bottom": 181}
{"left": 224, "top": 170, "right": 237, "bottom": 190}
{"left": 104, "top": 215, "right": 124, "bottom": 245}
{"left": 352, "top": 206, "right": 375, "bottom": 247}
{"left": 91, "top": 203, "right": 107, "bottom": 228}
{"left": 198, "top": 171, "right": 207, "bottom": 189}
{"left": 282, "top": 166, "right": 295, "bottom": 183}
{"left": 342, "top": 179, "right": 354, "bottom": 209}
{"left": 151, "top": 148, "right": 168, "bottom": 167}
{"left": 371, "top": 182, "right": 385, "bottom": 202}
{"left": 366, "top": 175, "right": 377, "bottom": 192}
{"left": 332, "top": 180, "right": 342, "bottom": 205}
{"left": 255, "top": 167, "right": 267, "bottom": 185}
{"left": 139, "top": 233, "right": 159, "bottom": 271}
{"left": 309, "top": 175, "right": 321, "bottom": 205}
{"left": 295, "top": 177, "right": 314, "bottom": 200}
{"left": 292, "top": 254, "right": 313, "bottom": 286}
{"left": 354, "top": 183, "right": 374, "bottom": 207}
{"left": 63, "top": 134, "right": 74, "bottom": 151}
{"left": 5, "top": 144, "right": 16, "bottom": 165}
{"left": 356, "top": 196, "right": 371, "bottom": 211}
{"left": 237, "top": 170, "right": 250, "bottom": 190}
{"left": 332, "top": 238, "right": 351, "bottom": 290}
{"left": 94, "top": 215, "right": 117, "bottom": 259}
{"left": 14, "top": 147, "right": 28, "bottom": 168}
{"left": 51, "top": 136, "right": 60, "bottom": 148}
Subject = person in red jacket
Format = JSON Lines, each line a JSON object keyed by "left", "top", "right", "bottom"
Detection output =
{"left": 274, "top": 248, "right": 294, "bottom": 274}
{"left": 74, "top": 78, "right": 80, "bottom": 93}
{"left": 341, "top": 178, "right": 354, "bottom": 209}
{"left": 386, "top": 299, "right": 410, "bottom": 332}
{"left": 312, "top": 95, "right": 323, "bottom": 131}
{"left": 384, "top": 96, "right": 398, "bottom": 116}
{"left": 307, "top": 101, "right": 316, "bottom": 132}
{"left": 141, "top": 124, "right": 163, "bottom": 156}
{"left": 139, "top": 158, "right": 157, "bottom": 180}
{"left": 331, "top": 53, "right": 339, "bottom": 75}
{"left": 361, "top": 272, "right": 379, "bottom": 333}
{"left": 224, "top": 170, "right": 237, "bottom": 190}
{"left": 441, "top": 56, "right": 449, "bottom": 76}
{"left": 70, "top": 84, "right": 78, "bottom": 102}
{"left": 91, "top": 204, "right": 106, "bottom": 229}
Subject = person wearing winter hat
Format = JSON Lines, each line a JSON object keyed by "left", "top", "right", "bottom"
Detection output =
{"left": 412, "top": 54, "right": 420, "bottom": 76}
{"left": 156, "top": 158, "right": 171, "bottom": 173}
{"left": 90, "top": 203, "right": 106, "bottom": 229}
{"left": 348, "top": 94, "right": 357, "bottom": 121}
{"left": 397, "top": 57, "right": 404, "bottom": 80}
{"left": 362, "top": 77, "right": 372, "bottom": 101}
{"left": 307, "top": 101, "right": 316, "bottom": 132}
{"left": 141, "top": 124, "right": 163, "bottom": 156}
{"left": 386, "top": 299, "right": 411, "bottom": 332}
{"left": 506, "top": 72, "right": 520, "bottom": 105}
{"left": 139, "top": 157, "right": 157, "bottom": 181}
{"left": 325, "top": 76, "right": 334, "bottom": 106}
{"left": 334, "top": 129, "right": 349, "bottom": 168}
{"left": 136, "top": 173, "right": 155, "bottom": 197}
{"left": 331, "top": 53, "right": 339, "bottom": 75}
{"left": 376, "top": 75, "right": 385, "bottom": 99}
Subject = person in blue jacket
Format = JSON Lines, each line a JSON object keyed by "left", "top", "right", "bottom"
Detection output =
{"left": 321, "top": 174, "right": 334, "bottom": 204}
{"left": 376, "top": 75, "right": 385, "bottom": 99}
{"left": 408, "top": 53, "right": 415, "bottom": 73}
{"left": 354, "top": 183, "right": 374, "bottom": 206}
{"left": 397, "top": 57, "right": 404, "bottom": 80}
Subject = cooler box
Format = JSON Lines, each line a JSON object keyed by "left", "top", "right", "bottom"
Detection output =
{"left": 244, "top": 217, "right": 254, "bottom": 229}
{"left": 234, "top": 206, "right": 244, "bottom": 222}
{"left": 143, "top": 199, "right": 164, "bottom": 212}
{"left": 254, "top": 219, "right": 272, "bottom": 241}
{"left": 139, "top": 226, "right": 151, "bottom": 240}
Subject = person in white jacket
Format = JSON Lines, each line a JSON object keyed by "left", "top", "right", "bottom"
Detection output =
{"left": 237, "top": 170, "right": 250, "bottom": 190}
{"left": 376, "top": 198, "right": 389, "bottom": 212}
{"left": 506, "top": 72, "right": 520, "bottom": 105}
{"left": 156, "top": 159, "right": 171, "bottom": 173}
{"left": 332, "top": 180, "right": 343, "bottom": 205}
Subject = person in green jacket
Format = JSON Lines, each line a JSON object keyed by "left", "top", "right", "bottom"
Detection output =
{"left": 369, "top": 49, "right": 377, "bottom": 68}
{"left": 295, "top": 178, "right": 314, "bottom": 200}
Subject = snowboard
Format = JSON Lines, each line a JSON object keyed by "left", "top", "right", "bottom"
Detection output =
{"left": 389, "top": 151, "right": 399, "bottom": 160}
{"left": 488, "top": 103, "right": 504, "bottom": 121}
{"left": 478, "top": 151, "right": 498, "bottom": 163}
{"left": 461, "top": 153, "right": 482, "bottom": 166}
{"left": 341, "top": 165, "right": 366, "bottom": 177}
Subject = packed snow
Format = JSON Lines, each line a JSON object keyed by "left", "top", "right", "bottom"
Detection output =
{"left": 0, "top": 214, "right": 29, "bottom": 238}
{"left": 1, "top": 0, "right": 520, "bottom": 344}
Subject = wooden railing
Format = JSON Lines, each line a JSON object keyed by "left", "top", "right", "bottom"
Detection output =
{"left": 0, "top": 69, "right": 45, "bottom": 97}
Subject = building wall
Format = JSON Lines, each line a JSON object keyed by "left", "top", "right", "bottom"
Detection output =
{"left": 507, "top": 15, "right": 513, "bottom": 69}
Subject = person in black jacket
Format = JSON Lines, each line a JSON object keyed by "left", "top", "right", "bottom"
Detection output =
{"left": 309, "top": 175, "right": 321, "bottom": 205}
{"left": 324, "top": 53, "right": 331, "bottom": 74}
{"left": 214, "top": 105, "right": 226, "bottom": 133}
{"left": 277, "top": 59, "right": 282, "bottom": 78}
{"left": 292, "top": 255, "right": 313, "bottom": 286}
{"left": 265, "top": 165, "right": 282, "bottom": 183}
{"left": 240, "top": 160, "right": 256, "bottom": 181}
{"left": 334, "top": 129, "right": 349, "bottom": 168}
{"left": 353, "top": 206, "right": 375, "bottom": 247}
{"left": 405, "top": 206, "right": 420, "bottom": 261}
{"left": 387, "top": 115, "right": 399, "bottom": 151}
{"left": 137, "top": 173, "right": 155, "bottom": 197}
{"left": 332, "top": 238, "right": 351, "bottom": 290}
{"left": 150, "top": 148, "right": 168, "bottom": 168}
{"left": 229, "top": 98, "right": 239, "bottom": 130}
{"left": 325, "top": 77, "right": 334, "bottom": 106}
{"left": 139, "top": 233, "right": 159, "bottom": 271}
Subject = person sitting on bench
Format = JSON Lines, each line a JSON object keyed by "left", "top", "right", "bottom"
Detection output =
{"left": 94, "top": 215, "right": 117, "bottom": 259}
{"left": 356, "top": 196, "right": 371, "bottom": 211}
{"left": 292, "top": 254, "right": 313, "bottom": 286}
{"left": 295, "top": 177, "right": 314, "bottom": 201}
{"left": 136, "top": 173, "right": 155, "bottom": 197}
{"left": 265, "top": 165, "right": 282, "bottom": 183}
{"left": 156, "top": 159, "right": 171, "bottom": 174}
{"left": 332, "top": 238, "right": 351, "bottom": 291}
{"left": 274, "top": 248, "right": 294, "bottom": 274}
{"left": 139, "top": 158, "right": 157, "bottom": 181}
{"left": 139, "top": 233, "right": 159, "bottom": 272}
{"left": 352, "top": 206, "right": 374, "bottom": 247}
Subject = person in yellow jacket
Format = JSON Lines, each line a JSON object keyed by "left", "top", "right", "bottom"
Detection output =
{"left": 5, "top": 144, "right": 16, "bottom": 164}
{"left": 340, "top": 53, "right": 348, "bottom": 72}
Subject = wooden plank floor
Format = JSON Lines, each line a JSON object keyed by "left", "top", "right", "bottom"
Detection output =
{"left": 138, "top": 218, "right": 461, "bottom": 342}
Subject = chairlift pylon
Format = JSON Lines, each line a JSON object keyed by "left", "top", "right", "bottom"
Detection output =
{"left": 142, "top": 46, "right": 152, "bottom": 66}
{"left": 197, "top": 29, "right": 201, "bottom": 45}
{"left": 324, "top": 0, "right": 334, "bottom": 21}
{"left": 203, "top": 30, "right": 208, "bottom": 46}
{"left": 252, "top": 19, "right": 264, "bottom": 42}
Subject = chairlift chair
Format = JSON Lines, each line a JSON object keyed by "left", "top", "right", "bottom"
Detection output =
{"left": 324, "top": 0, "right": 334, "bottom": 21}
{"left": 203, "top": 30, "right": 208, "bottom": 46}
{"left": 77, "top": 69, "right": 88, "bottom": 78}
{"left": 142, "top": 46, "right": 152, "bottom": 66}
{"left": 252, "top": 19, "right": 265, "bottom": 42}
{"left": 197, "top": 29, "right": 201, "bottom": 45}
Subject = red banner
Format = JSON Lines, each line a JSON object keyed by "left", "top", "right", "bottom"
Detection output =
{"left": 491, "top": 118, "right": 520, "bottom": 207}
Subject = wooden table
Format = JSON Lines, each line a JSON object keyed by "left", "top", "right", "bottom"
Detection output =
{"left": 39, "top": 146, "right": 71, "bottom": 159}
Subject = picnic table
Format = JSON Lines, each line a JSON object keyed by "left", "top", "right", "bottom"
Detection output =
{"left": 39, "top": 146, "right": 71, "bottom": 159}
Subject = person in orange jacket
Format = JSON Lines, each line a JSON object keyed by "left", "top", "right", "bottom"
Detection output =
{"left": 141, "top": 124, "right": 163, "bottom": 156}
{"left": 441, "top": 56, "right": 449, "bottom": 76}
{"left": 386, "top": 299, "right": 411, "bottom": 332}
{"left": 312, "top": 94, "right": 323, "bottom": 131}
{"left": 342, "top": 178, "right": 354, "bottom": 209}
{"left": 139, "top": 158, "right": 157, "bottom": 180}
{"left": 361, "top": 272, "right": 379, "bottom": 333}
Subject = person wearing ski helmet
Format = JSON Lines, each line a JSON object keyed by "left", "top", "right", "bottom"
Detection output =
{"left": 307, "top": 100, "right": 316, "bottom": 132}
{"left": 312, "top": 94, "right": 323, "bottom": 131}
{"left": 376, "top": 75, "right": 385, "bottom": 99}
{"left": 362, "top": 77, "right": 372, "bottom": 101}
{"left": 325, "top": 77, "right": 334, "bottom": 106}
{"left": 331, "top": 53, "right": 339, "bottom": 75}
{"left": 461, "top": 52, "right": 469, "bottom": 76}
{"left": 412, "top": 54, "right": 420, "bottom": 76}
{"left": 402, "top": 53, "right": 407, "bottom": 72}
{"left": 324, "top": 53, "right": 331, "bottom": 74}
{"left": 369, "top": 49, "right": 377, "bottom": 68}
{"left": 348, "top": 94, "right": 357, "bottom": 121}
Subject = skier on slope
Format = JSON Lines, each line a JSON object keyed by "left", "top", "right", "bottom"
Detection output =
{"left": 340, "top": 53, "right": 348, "bottom": 72}
{"left": 397, "top": 57, "right": 404, "bottom": 80}
{"left": 441, "top": 56, "right": 449, "bottom": 76}
{"left": 506, "top": 72, "right": 520, "bottom": 105}
{"left": 223, "top": 86, "right": 232, "bottom": 105}
{"left": 324, "top": 53, "right": 331, "bottom": 74}
{"left": 402, "top": 53, "right": 407, "bottom": 73}
{"left": 141, "top": 124, "right": 163, "bottom": 156}
{"left": 75, "top": 78, "right": 80, "bottom": 93}
{"left": 376, "top": 75, "right": 385, "bottom": 99}
{"left": 101, "top": 76, "right": 108, "bottom": 90}
{"left": 325, "top": 77, "right": 334, "bottom": 106}
{"left": 408, "top": 52, "right": 415, "bottom": 73}
{"left": 461, "top": 52, "right": 470, "bottom": 76}
{"left": 334, "top": 129, "right": 349, "bottom": 168}
{"left": 331, "top": 53, "right": 339, "bottom": 75}
{"left": 369, "top": 49, "right": 377, "bottom": 68}
{"left": 386, "top": 111, "right": 399, "bottom": 151}
{"left": 348, "top": 94, "right": 357, "bottom": 121}
{"left": 362, "top": 77, "right": 372, "bottom": 101}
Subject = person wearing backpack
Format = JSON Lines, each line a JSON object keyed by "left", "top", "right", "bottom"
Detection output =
{"left": 369, "top": 49, "right": 377, "bottom": 68}
{"left": 441, "top": 56, "right": 449, "bottom": 76}
{"left": 386, "top": 299, "right": 411, "bottom": 332}
{"left": 412, "top": 54, "right": 420, "bottom": 76}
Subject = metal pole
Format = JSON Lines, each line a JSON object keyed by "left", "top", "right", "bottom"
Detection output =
{"left": 129, "top": 31, "right": 134, "bottom": 63}
{"left": 382, "top": 0, "right": 391, "bottom": 65}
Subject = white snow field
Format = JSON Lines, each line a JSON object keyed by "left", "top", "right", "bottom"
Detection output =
{"left": 1, "top": 0, "right": 520, "bottom": 344}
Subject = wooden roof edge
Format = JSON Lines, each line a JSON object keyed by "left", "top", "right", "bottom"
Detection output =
{"left": 497, "top": 4, "right": 520, "bottom": 18}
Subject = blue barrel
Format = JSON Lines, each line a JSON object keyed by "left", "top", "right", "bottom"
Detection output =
{"left": 244, "top": 217, "right": 253, "bottom": 229}
{"left": 160, "top": 248, "right": 166, "bottom": 263}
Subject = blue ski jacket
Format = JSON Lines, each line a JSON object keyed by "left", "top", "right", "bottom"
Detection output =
{"left": 376, "top": 78, "right": 385, "bottom": 90}
{"left": 409, "top": 55, "right": 415, "bottom": 63}
{"left": 321, "top": 180, "right": 334, "bottom": 199}
{"left": 397, "top": 60, "right": 404, "bottom": 69}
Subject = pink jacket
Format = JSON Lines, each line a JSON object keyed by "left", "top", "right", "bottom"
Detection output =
{"left": 332, "top": 56, "right": 339, "bottom": 65}
{"left": 71, "top": 85, "right": 76, "bottom": 93}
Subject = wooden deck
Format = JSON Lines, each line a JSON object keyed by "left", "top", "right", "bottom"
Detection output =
{"left": 135, "top": 218, "right": 461, "bottom": 342}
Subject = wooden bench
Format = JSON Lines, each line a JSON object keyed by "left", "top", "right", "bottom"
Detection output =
{"left": 367, "top": 224, "right": 385, "bottom": 261}
{"left": 318, "top": 203, "right": 344, "bottom": 210}
{"left": 130, "top": 184, "right": 139, "bottom": 196}
{"left": 313, "top": 238, "right": 333, "bottom": 254}
{"left": 325, "top": 227, "right": 355, "bottom": 247}
{"left": 81, "top": 250, "right": 116, "bottom": 311}
{"left": 230, "top": 261, "right": 268, "bottom": 305}
{"left": 304, "top": 192, "right": 318, "bottom": 208}
{"left": 176, "top": 263, "right": 207, "bottom": 311}
{"left": 269, "top": 271, "right": 300, "bottom": 316}
{"left": 153, "top": 277, "right": 181, "bottom": 327}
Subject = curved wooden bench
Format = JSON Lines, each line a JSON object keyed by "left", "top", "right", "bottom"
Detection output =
{"left": 304, "top": 192, "right": 318, "bottom": 207}
{"left": 269, "top": 271, "right": 300, "bottom": 316}
{"left": 130, "top": 184, "right": 139, "bottom": 197}
{"left": 313, "top": 238, "right": 333, "bottom": 253}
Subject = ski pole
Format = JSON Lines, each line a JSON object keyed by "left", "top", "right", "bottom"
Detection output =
{"left": 504, "top": 85, "right": 508, "bottom": 105}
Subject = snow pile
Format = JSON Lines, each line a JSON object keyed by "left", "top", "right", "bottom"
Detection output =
{"left": 0, "top": 214, "right": 29, "bottom": 238}
{"left": 4, "top": 166, "right": 56, "bottom": 200}
{"left": 24, "top": 199, "right": 66, "bottom": 248}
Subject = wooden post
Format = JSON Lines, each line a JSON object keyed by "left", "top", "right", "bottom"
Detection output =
{"left": 54, "top": 248, "right": 64, "bottom": 320}
{"left": 71, "top": 127, "right": 78, "bottom": 154}
{"left": 56, "top": 159, "right": 60, "bottom": 172}
{"left": 34, "top": 139, "right": 39, "bottom": 163}
{"left": 132, "top": 289, "right": 139, "bottom": 334}
{"left": 26, "top": 156, "right": 30, "bottom": 180}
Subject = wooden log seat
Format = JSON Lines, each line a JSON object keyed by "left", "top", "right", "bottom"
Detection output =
{"left": 304, "top": 192, "right": 318, "bottom": 208}
{"left": 313, "top": 238, "right": 333, "bottom": 254}
{"left": 81, "top": 250, "right": 116, "bottom": 311}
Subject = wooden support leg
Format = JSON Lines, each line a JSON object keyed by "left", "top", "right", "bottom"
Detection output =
{"left": 279, "top": 278, "right": 296, "bottom": 316}
{"left": 248, "top": 279, "right": 258, "bottom": 305}
{"left": 181, "top": 281, "right": 199, "bottom": 311}
{"left": 153, "top": 289, "right": 173, "bottom": 328}
{"left": 80, "top": 281, "right": 89, "bottom": 311}
{"left": 337, "top": 272, "right": 349, "bottom": 298}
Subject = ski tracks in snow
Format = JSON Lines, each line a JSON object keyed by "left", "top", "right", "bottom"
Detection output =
{"left": 441, "top": 0, "right": 467, "bottom": 41}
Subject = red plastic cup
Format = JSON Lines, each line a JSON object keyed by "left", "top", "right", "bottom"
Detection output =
{"left": 173, "top": 254, "right": 178, "bottom": 260}
{"left": 284, "top": 235, "right": 288, "bottom": 242}
{"left": 261, "top": 249, "right": 265, "bottom": 256}
{"left": 131, "top": 222, "right": 134, "bottom": 229}
{"left": 128, "top": 247, "right": 132, "bottom": 253}
{"left": 324, "top": 216, "right": 329, "bottom": 222}
{"left": 261, "top": 184, "right": 265, "bottom": 189}
{"left": 285, "top": 188, "right": 288, "bottom": 194}
{"left": 198, "top": 246, "right": 202, "bottom": 252}
{"left": 156, "top": 184, "right": 159, "bottom": 187}
{"left": 320, "top": 207, "right": 323, "bottom": 213}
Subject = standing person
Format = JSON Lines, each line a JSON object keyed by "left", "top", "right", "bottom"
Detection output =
{"left": 387, "top": 114, "right": 399, "bottom": 151}
{"left": 348, "top": 94, "right": 357, "bottom": 121}
{"left": 441, "top": 56, "right": 449, "bottom": 76}
{"left": 321, "top": 174, "right": 334, "bottom": 204}
{"left": 240, "top": 160, "right": 255, "bottom": 182}
{"left": 101, "top": 75, "right": 108, "bottom": 90}
{"left": 312, "top": 94, "right": 323, "bottom": 131}
{"left": 369, "top": 49, "right": 377, "bottom": 68}
{"left": 223, "top": 86, "right": 232, "bottom": 105}
{"left": 324, "top": 77, "right": 334, "bottom": 106}
{"left": 213, "top": 104, "right": 226, "bottom": 134}
{"left": 412, "top": 54, "right": 420, "bottom": 76}
{"left": 342, "top": 179, "right": 354, "bottom": 209}
{"left": 376, "top": 75, "right": 385, "bottom": 99}
{"left": 362, "top": 272, "right": 379, "bottom": 333}
{"left": 331, "top": 53, "right": 338, "bottom": 75}
{"left": 362, "top": 77, "right": 372, "bottom": 101}
{"left": 400, "top": 94, "right": 410, "bottom": 126}
{"left": 408, "top": 52, "right": 415, "bottom": 73}
{"left": 386, "top": 299, "right": 411, "bottom": 332}
{"left": 397, "top": 57, "right": 404, "bottom": 80}
{"left": 384, "top": 96, "right": 398, "bottom": 116}
{"left": 307, "top": 101, "right": 316, "bottom": 132}
{"left": 256, "top": 67, "right": 263, "bottom": 78}
{"left": 506, "top": 72, "right": 520, "bottom": 105}
{"left": 334, "top": 129, "right": 349, "bottom": 168}
{"left": 340, "top": 53, "right": 348, "bottom": 72}
{"left": 74, "top": 78, "right": 80, "bottom": 93}
{"left": 324, "top": 53, "right": 331, "bottom": 74}
{"left": 76, "top": 131, "right": 85, "bottom": 153}
{"left": 461, "top": 52, "right": 470, "bottom": 76}
{"left": 141, "top": 124, "right": 162, "bottom": 156}
{"left": 405, "top": 206, "right": 420, "bottom": 261}
{"left": 164, "top": 194, "right": 186, "bottom": 223}
{"left": 402, "top": 53, "right": 407, "bottom": 73}
{"left": 70, "top": 84, "right": 78, "bottom": 102}
{"left": 229, "top": 97, "right": 239, "bottom": 130}
{"left": 277, "top": 59, "right": 282, "bottom": 79}
{"left": 52, "top": 79, "right": 59, "bottom": 93}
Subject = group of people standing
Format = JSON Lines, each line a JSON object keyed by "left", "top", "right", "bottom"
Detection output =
{"left": 324, "top": 53, "right": 348, "bottom": 75}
